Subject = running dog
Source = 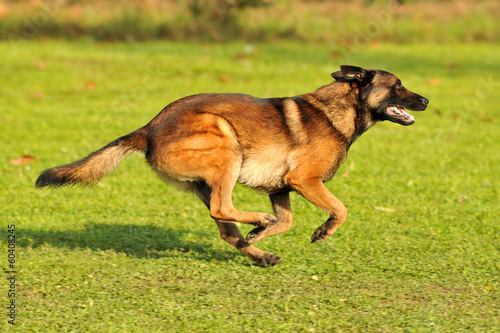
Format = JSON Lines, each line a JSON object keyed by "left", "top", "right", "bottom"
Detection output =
{"left": 36, "top": 65, "right": 429, "bottom": 267}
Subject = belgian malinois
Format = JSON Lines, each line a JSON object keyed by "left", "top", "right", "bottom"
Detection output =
{"left": 36, "top": 65, "right": 429, "bottom": 267}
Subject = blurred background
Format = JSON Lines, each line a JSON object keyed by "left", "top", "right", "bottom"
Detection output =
{"left": 1, "top": 0, "right": 499, "bottom": 44}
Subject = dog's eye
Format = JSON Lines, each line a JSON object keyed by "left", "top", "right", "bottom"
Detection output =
{"left": 395, "top": 81, "right": 403, "bottom": 91}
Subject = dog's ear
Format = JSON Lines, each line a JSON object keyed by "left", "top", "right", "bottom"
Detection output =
{"left": 331, "top": 65, "right": 373, "bottom": 83}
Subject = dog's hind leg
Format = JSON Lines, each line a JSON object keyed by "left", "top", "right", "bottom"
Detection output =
{"left": 196, "top": 118, "right": 277, "bottom": 227}
{"left": 215, "top": 220, "right": 281, "bottom": 267}
{"left": 246, "top": 191, "right": 293, "bottom": 244}
{"left": 155, "top": 113, "right": 277, "bottom": 228}
{"left": 207, "top": 160, "right": 277, "bottom": 227}
{"left": 193, "top": 182, "right": 281, "bottom": 267}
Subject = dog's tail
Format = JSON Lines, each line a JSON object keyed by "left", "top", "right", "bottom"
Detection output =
{"left": 35, "top": 128, "right": 148, "bottom": 188}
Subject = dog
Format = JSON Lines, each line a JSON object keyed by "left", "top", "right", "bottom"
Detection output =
{"left": 36, "top": 65, "right": 429, "bottom": 267}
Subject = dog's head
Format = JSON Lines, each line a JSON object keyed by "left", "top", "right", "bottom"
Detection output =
{"left": 331, "top": 65, "right": 429, "bottom": 126}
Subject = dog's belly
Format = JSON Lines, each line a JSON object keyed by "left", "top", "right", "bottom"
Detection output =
{"left": 237, "top": 148, "right": 292, "bottom": 193}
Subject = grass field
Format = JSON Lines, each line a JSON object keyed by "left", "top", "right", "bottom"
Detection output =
{"left": 1, "top": 40, "right": 499, "bottom": 331}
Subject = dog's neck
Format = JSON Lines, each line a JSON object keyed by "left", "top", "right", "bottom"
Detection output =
{"left": 303, "top": 82, "right": 378, "bottom": 145}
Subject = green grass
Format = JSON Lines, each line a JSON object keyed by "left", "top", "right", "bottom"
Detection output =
{"left": 1, "top": 40, "right": 499, "bottom": 332}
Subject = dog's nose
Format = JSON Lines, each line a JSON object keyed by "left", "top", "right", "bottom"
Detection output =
{"left": 419, "top": 97, "right": 429, "bottom": 106}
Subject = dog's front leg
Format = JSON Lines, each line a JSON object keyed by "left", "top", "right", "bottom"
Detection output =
{"left": 285, "top": 175, "right": 347, "bottom": 243}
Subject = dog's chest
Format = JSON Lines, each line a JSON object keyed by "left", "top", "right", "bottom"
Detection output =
{"left": 237, "top": 146, "right": 291, "bottom": 192}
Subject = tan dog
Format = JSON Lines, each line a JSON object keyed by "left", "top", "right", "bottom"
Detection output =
{"left": 36, "top": 65, "right": 429, "bottom": 266}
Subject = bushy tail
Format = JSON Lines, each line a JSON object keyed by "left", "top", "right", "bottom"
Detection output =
{"left": 35, "top": 129, "right": 148, "bottom": 188}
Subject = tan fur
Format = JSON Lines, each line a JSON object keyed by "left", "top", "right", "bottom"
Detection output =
{"left": 72, "top": 146, "right": 129, "bottom": 182}
{"left": 238, "top": 144, "right": 292, "bottom": 192}
{"left": 36, "top": 132, "right": 146, "bottom": 187}
{"left": 283, "top": 98, "right": 306, "bottom": 145}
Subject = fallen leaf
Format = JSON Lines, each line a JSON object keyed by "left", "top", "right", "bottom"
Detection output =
{"left": 428, "top": 78, "right": 441, "bottom": 85}
{"left": 219, "top": 75, "right": 231, "bottom": 83}
{"left": 86, "top": 81, "right": 96, "bottom": 90}
{"left": 31, "top": 92, "right": 44, "bottom": 99}
{"left": 35, "top": 62, "right": 46, "bottom": 69}
{"left": 368, "top": 41, "right": 379, "bottom": 49}
{"left": 10, "top": 155, "right": 37, "bottom": 165}
{"left": 373, "top": 207, "right": 397, "bottom": 212}
{"left": 341, "top": 170, "right": 349, "bottom": 178}
{"left": 330, "top": 52, "right": 341, "bottom": 59}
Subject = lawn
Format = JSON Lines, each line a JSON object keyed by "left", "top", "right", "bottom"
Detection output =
{"left": 1, "top": 40, "right": 499, "bottom": 331}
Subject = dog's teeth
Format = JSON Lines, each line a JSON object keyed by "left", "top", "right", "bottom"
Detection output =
{"left": 389, "top": 106, "right": 413, "bottom": 121}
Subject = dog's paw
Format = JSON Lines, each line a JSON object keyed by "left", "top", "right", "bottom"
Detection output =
{"left": 311, "top": 226, "right": 329, "bottom": 243}
{"left": 259, "top": 213, "right": 277, "bottom": 227}
{"left": 255, "top": 252, "right": 281, "bottom": 267}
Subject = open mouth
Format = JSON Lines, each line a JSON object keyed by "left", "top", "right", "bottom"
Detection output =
{"left": 386, "top": 106, "right": 415, "bottom": 125}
